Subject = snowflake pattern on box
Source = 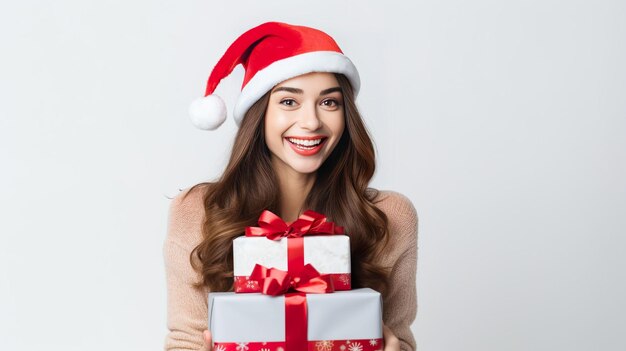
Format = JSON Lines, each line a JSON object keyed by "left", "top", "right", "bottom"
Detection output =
{"left": 234, "top": 274, "right": 350, "bottom": 292}
{"left": 233, "top": 276, "right": 260, "bottom": 292}
{"left": 213, "top": 338, "right": 381, "bottom": 351}
{"left": 338, "top": 273, "right": 351, "bottom": 286}
{"left": 330, "top": 273, "right": 351, "bottom": 290}
{"left": 315, "top": 340, "right": 334, "bottom": 351}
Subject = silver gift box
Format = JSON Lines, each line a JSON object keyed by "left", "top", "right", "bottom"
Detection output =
{"left": 208, "top": 288, "right": 383, "bottom": 344}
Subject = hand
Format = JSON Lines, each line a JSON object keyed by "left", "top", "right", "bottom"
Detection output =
{"left": 203, "top": 330, "right": 213, "bottom": 351}
{"left": 383, "top": 324, "right": 400, "bottom": 351}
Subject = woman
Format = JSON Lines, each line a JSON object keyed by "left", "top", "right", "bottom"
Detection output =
{"left": 164, "top": 22, "right": 418, "bottom": 351}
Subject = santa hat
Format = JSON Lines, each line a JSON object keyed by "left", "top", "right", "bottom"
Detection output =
{"left": 189, "top": 21, "right": 361, "bottom": 130}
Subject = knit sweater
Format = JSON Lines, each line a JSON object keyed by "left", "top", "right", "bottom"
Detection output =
{"left": 163, "top": 186, "right": 418, "bottom": 351}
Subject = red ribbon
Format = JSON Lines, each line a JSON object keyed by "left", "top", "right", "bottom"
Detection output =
{"left": 284, "top": 292, "right": 307, "bottom": 351}
{"left": 244, "top": 210, "right": 343, "bottom": 351}
{"left": 249, "top": 263, "right": 335, "bottom": 296}
{"left": 245, "top": 210, "right": 344, "bottom": 240}
{"left": 249, "top": 263, "right": 334, "bottom": 351}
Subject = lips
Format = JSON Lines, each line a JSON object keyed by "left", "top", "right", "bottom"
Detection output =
{"left": 285, "top": 136, "right": 327, "bottom": 156}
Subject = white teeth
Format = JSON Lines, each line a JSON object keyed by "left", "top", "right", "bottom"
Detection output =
{"left": 287, "top": 138, "right": 323, "bottom": 146}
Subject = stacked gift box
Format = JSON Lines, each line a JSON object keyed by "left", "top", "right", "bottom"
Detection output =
{"left": 208, "top": 210, "right": 383, "bottom": 351}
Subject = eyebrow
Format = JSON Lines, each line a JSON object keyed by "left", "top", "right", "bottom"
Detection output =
{"left": 271, "top": 86, "right": 342, "bottom": 96}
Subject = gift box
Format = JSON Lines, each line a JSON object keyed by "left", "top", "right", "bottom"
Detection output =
{"left": 234, "top": 210, "right": 351, "bottom": 292}
{"left": 208, "top": 288, "right": 383, "bottom": 351}
{"left": 233, "top": 235, "right": 351, "bottom": 292}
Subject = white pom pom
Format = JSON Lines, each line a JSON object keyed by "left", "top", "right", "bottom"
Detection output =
{"left": 188, "top": 94, "right": 227, "bottom": 130}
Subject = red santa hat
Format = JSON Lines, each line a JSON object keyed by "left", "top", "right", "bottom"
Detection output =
{"left": 189, "top": 21, "right": 361, "bottom": 130}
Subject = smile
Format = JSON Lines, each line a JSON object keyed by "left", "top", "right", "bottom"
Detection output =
{"left": 285, "top": 136, "right": 327, "bottom": 155}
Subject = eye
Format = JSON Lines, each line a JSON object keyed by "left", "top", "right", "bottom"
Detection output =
{"left": 279, "top": 98, "right": 297, "bottom": 107}
{"left": 321, "top": 99, "right": 341, "bottom": 109}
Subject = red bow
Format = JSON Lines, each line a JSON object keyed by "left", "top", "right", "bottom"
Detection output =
{"left": 248, "top": 263, "right": 334, "bottom": 351}
{"left": 249, "top": 263, "right": 335, "bottom": 296}
{"left": 245, "top": 210, "right": 344, "bottom": 240}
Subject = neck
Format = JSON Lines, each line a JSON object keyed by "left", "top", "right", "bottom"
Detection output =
{"left": 272, "top": 159, "right": 316, "bottom": 223}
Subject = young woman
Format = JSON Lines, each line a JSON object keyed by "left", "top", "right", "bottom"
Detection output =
{"left": 164, "top": 22, "right": 418, "bottom": 351}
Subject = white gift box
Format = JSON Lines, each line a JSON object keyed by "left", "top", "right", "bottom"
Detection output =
{"left": 232, "top": 235, "right": 352, "bottom": 292}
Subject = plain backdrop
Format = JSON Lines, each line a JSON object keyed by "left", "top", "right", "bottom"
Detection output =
{"left": 1, "top": 0, "right": 625, "bottom": 350}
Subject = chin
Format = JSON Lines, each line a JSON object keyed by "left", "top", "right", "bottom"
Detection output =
{"left": 287, "top": 160, "right": 324, "bottom": 174}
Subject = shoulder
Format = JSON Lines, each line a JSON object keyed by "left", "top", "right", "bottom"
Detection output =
{"left": 370, "top": 189, "right": 419, "bottom": 246}
{"left": 169, "top": 184, "right": 209, "bottom": 215}
{"left": 165, "top": 183, "right": 211, "bottom": 248}
{"left": 371, "top": 189, "right": 418, "bottom": 228}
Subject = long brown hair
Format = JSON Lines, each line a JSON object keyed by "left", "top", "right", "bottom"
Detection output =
{"left": 185, "top": 73, "right": 391, "bottom": 295}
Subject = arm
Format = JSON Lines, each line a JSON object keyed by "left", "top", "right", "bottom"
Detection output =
{"left": 384, "top": 236, "right": 417, "bottom": 351}
{"left": 163, "top": 188, "right": 210, "bottom": 351}
{"left": 380, "top": 192, "right": 419, "bottom": 351}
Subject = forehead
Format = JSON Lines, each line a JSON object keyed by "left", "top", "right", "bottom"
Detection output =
{"left": 273, "top": 72, "right": 340, "bottom": 91}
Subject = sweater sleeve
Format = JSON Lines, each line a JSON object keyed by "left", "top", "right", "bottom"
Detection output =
{"left": 378, "top": 191, "right": 419, "bottom": 351}
{"left": 163, "top": 188, "right": 210, "bottom": 351}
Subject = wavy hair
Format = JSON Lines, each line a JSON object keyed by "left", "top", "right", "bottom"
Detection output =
{"left": 185, "top": 73, "right": 391, "bottom": 295}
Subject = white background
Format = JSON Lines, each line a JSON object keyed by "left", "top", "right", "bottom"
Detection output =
{"left": 1, "top": 0, "right": 625, "bottom": 350}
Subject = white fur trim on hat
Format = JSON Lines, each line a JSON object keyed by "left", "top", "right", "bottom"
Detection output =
{"left": 232, "top": 51, "right": 360, "bottom": 125}
{"left": 189, "top": 94, "right": 227, "bottom": 130}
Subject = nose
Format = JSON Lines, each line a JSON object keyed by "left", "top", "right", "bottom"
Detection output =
{"left": 298, "top": 103, "right": 323, "bottom": 130}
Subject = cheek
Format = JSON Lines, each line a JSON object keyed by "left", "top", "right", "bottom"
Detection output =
{"left": 264, "top": 107, "right": 289, "bottom": 148}
{"left": 327, "top": 112, "right": 346, "bottom": 137}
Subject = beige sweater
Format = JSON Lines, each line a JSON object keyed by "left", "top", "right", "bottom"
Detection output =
{"left": 163, "top": 187, "right": 418, "bottom": 351}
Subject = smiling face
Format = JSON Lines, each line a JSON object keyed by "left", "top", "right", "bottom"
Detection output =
{"left": 264, "top": 72, "right": 345, "bottom": 176}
